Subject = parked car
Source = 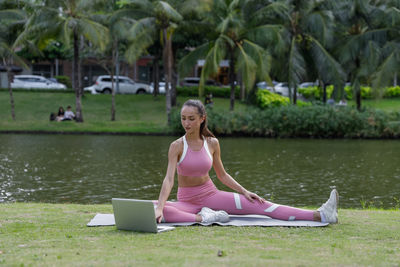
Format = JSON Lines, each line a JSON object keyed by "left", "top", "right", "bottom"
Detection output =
{"left": 299, "top": 81, "right": 319, "bottom": 88}
{"left": 11, "top": 75, "right": 67, "bottom": 90}
{"left": 180, "top": 77, "right": 219, "bottom": 87}
{"left": 85, "top": 75, "right": 151, "bottom": 94}
{"left": 83, "top": 85, "right": 98, "bottom": 95}
{"left": 149, "top": 82, "right": 169, "bottom": 94}
{"left": 256, "top": 80, "right": 279, "bottom": 90}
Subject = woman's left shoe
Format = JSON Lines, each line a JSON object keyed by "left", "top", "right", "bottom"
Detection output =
{"left": 198, "top": 207, "right": 230, "bottom": 223}
{"left": 318, "top": 189, "right": 339, "bottom": 224}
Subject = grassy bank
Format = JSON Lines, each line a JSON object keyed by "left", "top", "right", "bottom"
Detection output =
{"left": 0, "top": 91, "right": 246, "bottom": 133}
{"left": 0, "top": 203, "right": 399, "bottom": 266}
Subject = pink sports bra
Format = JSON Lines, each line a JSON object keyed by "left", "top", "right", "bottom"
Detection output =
{"left": 177, "top": 135, "right": 213, "bottom": 177}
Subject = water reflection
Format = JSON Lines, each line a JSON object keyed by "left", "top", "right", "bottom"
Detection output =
{"left": 0, "top": 134, "right": 399, "bottom": 208}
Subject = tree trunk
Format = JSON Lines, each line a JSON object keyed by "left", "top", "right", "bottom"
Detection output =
{"left": 356, "top": 88, "right": 361, "bottom": 110}
{"left": 152, "top": 55, "right": 160, "bottom": 97}
{"left": 171, "top": 59, "right": 177, "bottom": 107}
{"left": 74, "top": 31, "right": 83, "bottom": 122}
{"left": 323, "top": 83, "right": 327, "bottom": 104}
{"left": 163, "top": 28, "right": 172, "bottom": 124}
{"left": 7, "top": 69, "right": 16, "bottom": 121}
{"left": 111, "top": 40, "right": 117, "bottom": 121}
{"left": 111, "top": 41, "right": 119, "bottom": 121}
{"left": 238, "top": 72, "right": 245, "bottom": 101}
{"left": 293, "top": 84, "right": 297, "bottom": 105}
{"left": 229, "top": 52, "right": 235, "bottom": 111}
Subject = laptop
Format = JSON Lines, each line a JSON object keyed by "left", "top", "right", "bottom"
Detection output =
{"left": 111, "top": 198, "right": 175, "bottom": 233}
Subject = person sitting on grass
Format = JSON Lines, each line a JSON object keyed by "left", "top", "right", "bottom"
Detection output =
{"left": 154, "top": 99, "right": 339, "bottom": 224}
{"left": 63, "top": 105, "right": 75, "bottom": 121}
{"left": 56, "top": 106, "right": 65, "bottom": 122}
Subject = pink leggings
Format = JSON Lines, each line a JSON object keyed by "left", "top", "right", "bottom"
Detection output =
{"left": 156, "top": 179, "right": 315, "bottom": 222}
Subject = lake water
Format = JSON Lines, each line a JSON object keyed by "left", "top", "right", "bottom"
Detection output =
{"left": 0, "top": 134, "right": 399, "bottom": 208}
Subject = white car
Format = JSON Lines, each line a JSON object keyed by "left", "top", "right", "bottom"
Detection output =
{"left": 149, "top": 82, "right": 172, "bottom": 94}
{"left": 11, "top": 75, "right": 67, "bottom": 90}
{"left": 85, "top": 75, "right": 151, "bottom": 94}
{"left": 258, "top": 81, "right": 290, "bottom": 96}
{"left": 256, "top": 80, "right": 279, "bottom": 90}
{"left": 299, "top": 81, "right": 319, "bottom": 88}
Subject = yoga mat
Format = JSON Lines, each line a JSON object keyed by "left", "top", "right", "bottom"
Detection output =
{"left": 87, "top": 213, "right": 329, "bottom": 227}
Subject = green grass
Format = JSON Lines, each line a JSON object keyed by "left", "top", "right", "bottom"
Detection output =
{"left": 0, "top": 91, "right": 247, "bottom": 133}
{"left": 0, "top": 203, "right": 399, "bottom": 266}
{"left": 361, "top": 98, "right": 400, "bottom": 112}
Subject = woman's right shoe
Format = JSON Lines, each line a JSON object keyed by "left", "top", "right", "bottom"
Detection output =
{"left": 318, "top": 189, "right": 339, "bottom": 224}
{"left": 198, "top": 207, "right": 230, "bottom": 223}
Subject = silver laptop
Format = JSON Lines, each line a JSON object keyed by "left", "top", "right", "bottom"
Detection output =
{"left": 112, "top": 198, "right": 174, "bottom": 233}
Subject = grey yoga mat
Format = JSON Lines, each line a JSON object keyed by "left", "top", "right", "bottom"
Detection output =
{"left": 87, "top": 213, "right": 329, "bottom": 227}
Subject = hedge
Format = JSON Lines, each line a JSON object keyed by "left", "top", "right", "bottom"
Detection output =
{"left": 298, "top": 85, "right": 400, "bottom": 100}
{"left": 256, "top": 89, "right": 311, "bottom": 109}
{"left": 170, "top": 105, "right": 400, "bottom": 138}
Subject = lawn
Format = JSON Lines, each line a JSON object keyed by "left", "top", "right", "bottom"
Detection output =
{"left": 0, "top": 91, "right": 247, "bottom": 133}
{"left": 0, "top": 203, "right": 399, "bottom": 266}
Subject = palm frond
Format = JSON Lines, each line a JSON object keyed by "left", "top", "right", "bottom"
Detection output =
{"left": 178, "top": 42, "right": 211, "bottom": 78}
{"left": 371, "top": 51, "right": 399, "bottom": 91}
{"left": 78, "top": 18, "right": 109, "bottom": 51}
{"left": 246, "top": 25, "right": 283, "bottom": 48}
{"left": 250, "top": 1, "right": 290, "bottom": 23}
{"left": 117, "top": 0, "right": 153, "bottom": 10}
{"left": 236, "top": 42, "right": 257, "bottom": 91}
{"left": 199, "top": 36, "right": 227, "bottom": 96}
{"left": 338, "top": 29, "right": 387, "bottom": 64}
{"left": 310, "top": 38, "right": 346, "bottom": 98}
{"left": 242, "top": 39, "right": 271, "bottom": 85}
{"left": 127, "top": 17, "right": 156, "bottom": 39}
{"left": 156, "top": 1, "right": 183, "bottom": 23}
{"left": 288, "top": 38, "right": 306, "bottom": 88}
{"left": 304, "top": 10, "right": 334, "bottom": 47}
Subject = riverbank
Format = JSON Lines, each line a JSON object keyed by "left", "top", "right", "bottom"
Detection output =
{"left": 1, "top": 91, "right": 400, "bottom": 136}
{"left": 1, "top": 203, "right": 399, "bottom": 266}
{"left": 0, "top": 91, "right": 246, "bottom": 134}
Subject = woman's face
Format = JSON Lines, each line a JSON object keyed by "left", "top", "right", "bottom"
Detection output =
{"left": 181, "top": 105, "right": 205, "bottom": 135}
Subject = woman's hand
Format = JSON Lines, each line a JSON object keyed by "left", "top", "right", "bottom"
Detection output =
{"left": 155, "top": 207, "right": 164, "bottom": 223}
{"left": 243, "top": 190, "right": 265, "bottom": 204}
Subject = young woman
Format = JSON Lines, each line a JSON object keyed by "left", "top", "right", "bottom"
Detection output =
{"left": 155, "top": 99, "right": 338, "bottom": 224}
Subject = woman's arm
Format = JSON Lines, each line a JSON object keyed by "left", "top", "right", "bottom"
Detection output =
{"left": 211, "top": 138, "right": 265, "bottom": 203}
{"left": 155, "top": 140, "right": 180, "bottom": 222}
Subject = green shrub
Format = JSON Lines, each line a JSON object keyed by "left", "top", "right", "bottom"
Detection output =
{"left": 256, "top": 89, "right": 289, "bottom": 109}
{"left": 298, "top": 86, "right": 334, "bottom": 100}
{"left": 54, "top": 75, "right": 72, "bottom": 89}
{"left": 177, "top": 86, "right": 240, "bottom": 98}
{"left": 170, "top": 105, "right": 400, "bottom": 138}
{"left": 299, "top": 84, "right": 400, "bottom": 100}
{"left": 384, "top": 86, "right": 400, "bottom": 98}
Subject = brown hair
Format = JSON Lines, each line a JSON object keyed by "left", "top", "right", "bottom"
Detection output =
{"left": 182, "top": 99, "right": 215, "bottom": 139}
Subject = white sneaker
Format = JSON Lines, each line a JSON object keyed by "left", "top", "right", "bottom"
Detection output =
{"left": 318, "top": 189, "right": 339, "bottom": 224}
{"left": 198, "top": 207, "right": 230, "bottom": 223}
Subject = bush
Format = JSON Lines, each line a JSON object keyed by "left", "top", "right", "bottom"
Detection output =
{"left": 298, "top": 85, "right": 334, "bottom": 100}
{"left": 54, "top": 75, "right": 72, "bottom": 89}
{"left": 299, "top": 85, "right": 400, "bottom": 100}
{"left": 256, "top": 89, "right": 289, "bottom": 108}
{"left": 170, "top": 105, "right": 400, "bottom": 138}
{"left": 177, "top": 86, "right": 240, "bottom": 98}
{"left": 384, "top": 86, "right": 400, "bottom": 98}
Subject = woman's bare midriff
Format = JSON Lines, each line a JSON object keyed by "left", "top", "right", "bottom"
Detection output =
{"left": 178, "top": 175, "right": 211, "bottom": 187}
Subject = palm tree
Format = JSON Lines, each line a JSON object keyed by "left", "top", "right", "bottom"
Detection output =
{"left": 0, "top": 3, "right": 29, "bottom": 121}
{"left": 118, "top": 0, "right": 183, "bottom": 124}
{"left": 330, "top": 0, "right": 387, "bottom": 110}
{"left": 18, "top": 0, "right": 109, "bottom": 122}
{"left": 371, "top": 0, "right": 400, "bottom": 91}
{"left": 179, "top": 0, "right": 279, "bottom": 111}
{"left": 89, "top": 2, "right": 136, "bottom": 121}
{"left": 268, "top": 0, "right": 345, "bottom": 105}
